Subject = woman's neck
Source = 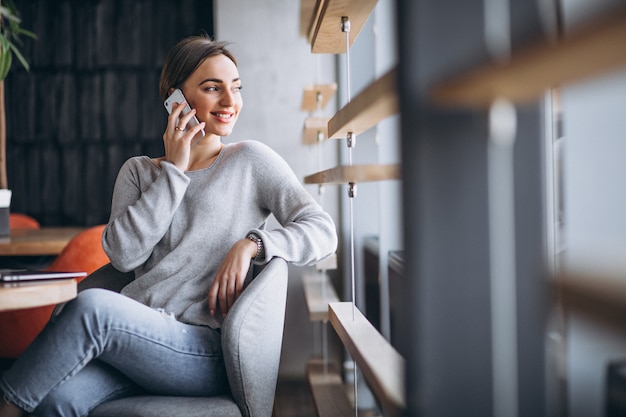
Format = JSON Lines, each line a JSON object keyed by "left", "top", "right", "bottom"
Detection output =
{"left": 187, "top": 137, "right": 225, "bottom": 171}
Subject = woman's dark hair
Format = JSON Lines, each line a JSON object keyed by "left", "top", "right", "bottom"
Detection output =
{"left": 159, "top": 35, "right": 237, "bottom": 100}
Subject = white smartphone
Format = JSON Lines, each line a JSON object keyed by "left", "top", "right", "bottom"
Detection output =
{"left": 163, "top": 88, "right": 206, "bottom": 145}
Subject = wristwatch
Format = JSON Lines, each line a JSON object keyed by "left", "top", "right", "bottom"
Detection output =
{"left": 246, "top": 233, "right": 265, "bottom": 262}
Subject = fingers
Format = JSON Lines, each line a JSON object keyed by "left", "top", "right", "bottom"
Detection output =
{"left": 208, "top": 273, "right": 243, "bottom": 317}
{"left": 167, "top": 101, "right": 186, "bottom": 131}
{"left": 207, "top": 280, "right": 219, "bottom": 317}
{"left": 168, "top": 104, "right": 205, "bottom": 145}
{"left": 168, "top": 102, "right": 195, "bottom": 132}
{"left": 188, "top": 119, "right": 206, "bottom": 139}
{"left": 163, "top": 102, "right": 205, "bottom": 171}
{"left": 176, "top": 106, "right": 198, "bottom": 132}
{"left": 208, "top": 240, "right": 253, "bottom": 317}
{"left": 208, "top": 239, "right": 252, "bottom": 316}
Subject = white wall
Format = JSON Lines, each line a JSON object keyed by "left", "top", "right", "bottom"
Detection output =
{"left": 560, "top": 1, "right": 626, "bottom": 414}
{"left": 561, "top": 67, "right": 626, "bottom": 417}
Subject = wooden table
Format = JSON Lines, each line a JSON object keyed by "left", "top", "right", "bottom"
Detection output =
{"left": 0, "top": 227, "right": 85, "bottom": 256}
{"left": 0, "top": 279, "right": 77, "bottom": 312}
{"left": 0, "top": 227, "right": 84, "bottom": 311}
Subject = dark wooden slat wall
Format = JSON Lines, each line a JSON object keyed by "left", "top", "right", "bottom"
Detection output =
{"left": 4, "top": 0, "right": 214, "bottom": 226}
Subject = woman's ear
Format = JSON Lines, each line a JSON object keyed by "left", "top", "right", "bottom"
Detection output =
{"left": 167, "top": 87, "right": 175, "bottom": 97}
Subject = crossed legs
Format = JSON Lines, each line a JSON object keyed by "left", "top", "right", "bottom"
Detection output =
{"left": 0, "top": 289, "right": 228, "bottom": 417}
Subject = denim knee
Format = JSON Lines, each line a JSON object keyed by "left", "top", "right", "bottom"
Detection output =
{"left": 32, "top": 388, "right": 85, "bottom": 417}
{"left": 62, "top": 289, "right": 119, "bottom": 321}
{"left": 52, "top": 288, "right": 126, "bottom": 348}
{"left": 72, "top": 288, "right": 119, "bottom": 311}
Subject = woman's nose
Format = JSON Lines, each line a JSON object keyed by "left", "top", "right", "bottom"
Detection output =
{"left": 220, "top": 90, "right": 235, "bottom": 106}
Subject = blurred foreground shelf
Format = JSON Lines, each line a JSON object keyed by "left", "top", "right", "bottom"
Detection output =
{"left": 431, "top": 4, "right": 626, "bottom": 106}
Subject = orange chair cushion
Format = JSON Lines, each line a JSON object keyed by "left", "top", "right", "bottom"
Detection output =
{"left": 9, "top": 213, "right": 40, "bottom": 229}
{"left": 46, "top": 225, "right": 109, "bottom": 275}
{"left": 0, "top": 225, "right": 110, "bottom": 358}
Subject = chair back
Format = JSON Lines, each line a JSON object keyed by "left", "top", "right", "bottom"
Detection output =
{"left": 222, "top": 257, "right": 288, "bottom": 417}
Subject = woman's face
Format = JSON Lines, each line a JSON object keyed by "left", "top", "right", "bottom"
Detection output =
{"left": 180, "top": 54, "right": 243, "bottom": 138}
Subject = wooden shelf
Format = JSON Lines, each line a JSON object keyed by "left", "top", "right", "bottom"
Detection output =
{"left": 557, "top": 270, "right": 626, "bottom": 325}
{"left": 303, "top": 0, "right": 325, "bottom": 43}
{"left": 431, "top": 4, "right": 626, "bottom": 106}
{"left": 303, "top": 272, "right": 340, "bottom": 321}
{"left": 300, "top": 0, "right": 319, "bottom": 38}
{"left": 306, "top": 358, "right": 353, "bottom": 416}
{"left": 328, "top": 67, "right": 398, "bottom": 139}
{"left": 302, "top": 117, "right": 330, "bottom": 145}
{"left": 301, "top": 83, "right": 337, "bottom": 112}
{"left": 310, "top": 0, "right": 378, "bottom": 54}
{"left": 304, "top": 163, "right": 401, "bottom": 185}
{"left": 329, "top": 302, "right": 405, "bottom": 417}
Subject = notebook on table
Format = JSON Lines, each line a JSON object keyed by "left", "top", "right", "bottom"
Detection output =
{"left": 0, "top": 270, "right": 87, "bottom": 282}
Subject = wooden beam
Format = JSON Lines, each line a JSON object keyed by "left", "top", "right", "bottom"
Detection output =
{"left": 557, "top": 270, "right": 626, "bottom": 328}
{"left": 301, "top": 83, "right": 337, "bottom": 112}
{"left": 311, "top": 0, "right": 379, "bottom": 54}
{"left": 304, "top": 163, "right": 401, "bottom": 185}
{"left": 302, "top": 117, "right": 330, "bottom": 145}
{"left": 329, "top": 302, "right": 405, "bottom": 417}
{"left": 303, "top": 272, "right": 340, "bottom": 321}
{"left": 431, "top": 4, "right": 626, "bottom": 106}
{"left": 300, "top": 0, "right": 318, "bottom": 37}
{"left": 304, "top": 0, "right": 326, "bottom": 43}
{"left": 328, "top": 68, "right": 398, "bottom": 139}
{"left": 306, "top": 358, "right": 353, "bottom": 416}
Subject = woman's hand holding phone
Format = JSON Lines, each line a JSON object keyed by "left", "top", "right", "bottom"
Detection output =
{"left": 163, "top": 99, "right": 206, "bottom": 172}
{"left": 164, "top": 89, "right": 206, "bottom": 143}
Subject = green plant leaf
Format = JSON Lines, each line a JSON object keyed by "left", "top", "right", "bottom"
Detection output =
{"left": 0, "top": 55, "right": 11, "bottom": 80}
{"left": 16, "top": 28, "right": 37, "bottom": 40}
{"left": 0, "top": 6, "right": 21, "bottom": 24}
{"left": 8, "top": 41, "right": 28, "bottom": 72}
{"left": 0, "top": 37, "right": 12, "bottom": 80}
{"left": 0, "top": 0, "right": 35, "bottom": 78}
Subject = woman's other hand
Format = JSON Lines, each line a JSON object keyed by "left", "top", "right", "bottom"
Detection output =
{"left": 163, "top": 101, "right": 206, "bottom": 172}
{"left": 207, "top": 238, "right": 258, "bottom": 317}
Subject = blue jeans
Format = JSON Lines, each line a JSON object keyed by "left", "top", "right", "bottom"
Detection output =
{"left": 0, "top": 289, "right": 228, "bottom": 417}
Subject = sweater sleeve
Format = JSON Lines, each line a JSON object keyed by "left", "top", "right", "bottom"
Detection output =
{"left": 246, "top": 142, "right": 338, "bottom": 266}
{"left": 102, "top": 159, "right": 190, "bottom": 272}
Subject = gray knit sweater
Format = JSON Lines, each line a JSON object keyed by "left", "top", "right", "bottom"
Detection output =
{"left": 102, "top": 140, "right": 337, "bottom": 328}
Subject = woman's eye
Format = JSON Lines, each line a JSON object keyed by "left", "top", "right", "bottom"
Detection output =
{"left": 233, "top": 85, "right": 243, "bottom": 92}
{"left": 205, "top": 86, "right": 219, "bottom": 92}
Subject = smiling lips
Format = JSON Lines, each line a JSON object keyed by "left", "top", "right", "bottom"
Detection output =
{"left": 211, "top": 111, "right": 235, "bottom": 122}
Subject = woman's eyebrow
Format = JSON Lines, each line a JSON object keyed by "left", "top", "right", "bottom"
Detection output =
{"left": 199, "top": 77, "right": 241, "bottom": 86}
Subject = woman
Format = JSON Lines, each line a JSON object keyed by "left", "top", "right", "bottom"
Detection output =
{"left": 0, "top": 35, "right": 337, "bottom": 417}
